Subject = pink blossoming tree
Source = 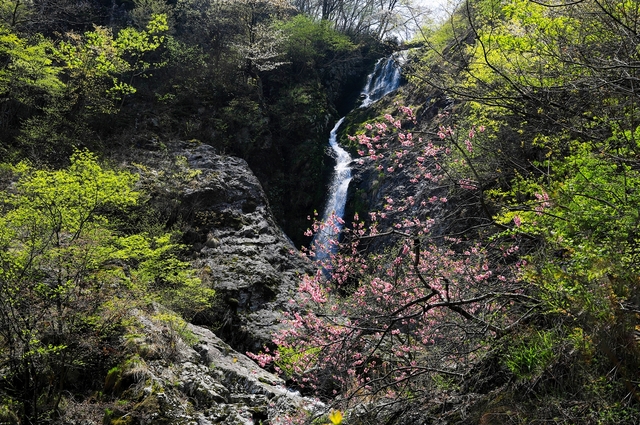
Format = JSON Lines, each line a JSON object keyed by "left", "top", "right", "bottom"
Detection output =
{"left": 250, "top": 108, "right": 538, "bottom": 420}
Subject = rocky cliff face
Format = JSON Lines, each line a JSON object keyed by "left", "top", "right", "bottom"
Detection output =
{"left": 81, "top": 305, "right": 318, "bottom": 425}
{"left": 132, "top": 141, "right": 313, "bottom": 353}
{"left": 182, "top": 143, "right": 314, "bottom": 352}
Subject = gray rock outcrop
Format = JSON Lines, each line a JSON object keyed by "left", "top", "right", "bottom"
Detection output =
{"left": 94, "top": 307, "right": 321, "bottom": 425}
{"left": 182, "top": 144, "right": 312, "bottom": 352}
{"left": 65, "top": 141, "right": 324, "bottom": 425}
{"left": 132, "top": 141, "right": 313, "bottom": 353}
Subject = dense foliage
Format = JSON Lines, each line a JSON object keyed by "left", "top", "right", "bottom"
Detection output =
{"left": 7, "top": 0, "right": 640, "bottom": 423}
{"left": 0, "top": 151, "right": 215, "bottom": 423}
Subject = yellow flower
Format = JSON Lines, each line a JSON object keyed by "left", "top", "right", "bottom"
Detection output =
{"left": 328, "top": 410, "right": 343, "bottom": 425}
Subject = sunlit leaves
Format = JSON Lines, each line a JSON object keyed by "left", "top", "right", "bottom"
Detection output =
{"left": 0, "top": 25, "right": 64, "bottom": 105}
{"left": 0, "top": 1, "right": 30, "bottom": 28}
{"left": 493, "top": 135, "right": 640, "bottom": 327}
{"left": 0, "top": 151, "right": 212, "bottom": 421}
{"left": 11, "top": 150, "right": 138, "bottom": 232}
{"left": 468, "top": 0, "right": 586, "bottom": 93}
{"left": 56, "top": 14, "right": 168, "bottom": 109}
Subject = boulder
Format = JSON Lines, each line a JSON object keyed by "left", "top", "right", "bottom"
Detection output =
{"left": 97, "top": 308, "right": 322, "bottom": 425}
{"left": 131, "top": 141, "right": 313, "bottom": 353}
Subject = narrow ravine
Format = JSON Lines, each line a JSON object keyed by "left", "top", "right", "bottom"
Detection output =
{"left": 312, "top": 52, "right": 405, "bottom": 258}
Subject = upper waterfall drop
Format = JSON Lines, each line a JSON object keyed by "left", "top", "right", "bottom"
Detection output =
{"left": 312, "top": 52, "right": 405, "bottom": 258}
{"left": 359, "top": 51, "right": 405, "bottom": 108}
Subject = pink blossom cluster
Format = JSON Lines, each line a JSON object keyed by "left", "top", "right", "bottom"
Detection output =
{"left": 534, "top": 191, "right": 551, "bottom": 215}
{"left": 251, "top": 214, "right": 524, "bottom": 404}
{"left": 247, "top": 107, "right": 531, "bottom": 412}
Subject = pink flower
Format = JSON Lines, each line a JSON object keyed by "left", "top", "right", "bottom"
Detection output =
{"left": 465, "top": 139, "right": 473, "bottom": 152}
{"left": 459, "top": 179, "right": 477, "bottom": 190}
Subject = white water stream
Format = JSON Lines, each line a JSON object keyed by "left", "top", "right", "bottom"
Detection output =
{"left": 360, "top": 53, "right": 405, "bottom": 108}
{"left": 312, "top": 53, "right": 404, "bottom": 258}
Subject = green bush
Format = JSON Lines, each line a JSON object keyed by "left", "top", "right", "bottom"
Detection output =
{"left": 0, "top": 150, "right": 212, "bottom": 423}
{"left": 504, "top": 330, "right": 556, "bottom": 379}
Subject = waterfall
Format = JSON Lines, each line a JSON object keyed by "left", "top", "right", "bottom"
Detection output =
{"left": 359, "top": 52, "right": 405, "bottom": 108}
{"left": 312, "top": 53, "right": 404, "bottom": 259}
{"left": 311, "top": 117, "right": 349, "bottom": 260}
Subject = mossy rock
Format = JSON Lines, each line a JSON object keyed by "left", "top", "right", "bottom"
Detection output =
{"left": 104, "top": 366, "right": 122, "bottom": 393}
{"left": 104, "top": 355, "right": 151, "bottom": 395}
{"left": 103, "top": 408, "right": 134, "bottom": 425}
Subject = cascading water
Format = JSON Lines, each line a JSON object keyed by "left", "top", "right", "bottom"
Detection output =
{"left": 360, "top": 52, "right": 405, "bottom": 108}
{"left": 312, "top": 52, "right": 405, "bottom": 259}
{"left": 311, "top": 117, "right": 349, "bottom": 260}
